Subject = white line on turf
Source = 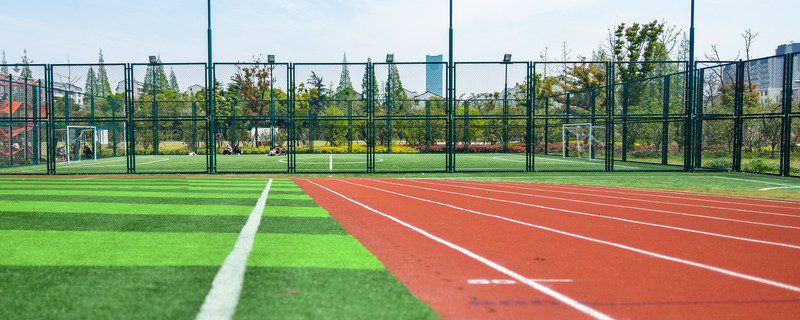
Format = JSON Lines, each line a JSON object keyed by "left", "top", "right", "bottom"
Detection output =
{"left": 306, "top": 179, "right": 614, "bottom": 320}
{"left": 339, "top": 179, "right": 800, "bottom": 293}
{"left": 761, "top": 186, "right": 800, "bottom": 191}
{"left": 713, "top": 176, "right": 794, "bottom": 186}
{"left": 195, "top": 178, "right": 273, "bottom": 320}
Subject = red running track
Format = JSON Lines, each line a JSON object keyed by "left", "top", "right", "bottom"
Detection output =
{"left": 295, "top": 177, "right": 800, "bottom": 320}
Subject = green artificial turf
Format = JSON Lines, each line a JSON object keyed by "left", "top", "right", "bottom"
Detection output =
{"left": 0, "top": 176, "right": 440, "bottom": 319}
{"left": 235, "top": 267, "right": 439, "bottom": 320}
{"left": 0, "top": 230, "right": 237, "bottom": 266}
{"left": 0, "top": 266, "right": 218, "bottom": 320}
{"left": 0, "top": 212, "right": 249, "bottom": 233}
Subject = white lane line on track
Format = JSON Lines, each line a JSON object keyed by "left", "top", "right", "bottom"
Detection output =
{"left": 450, "top": 179, "right": 800, "bottom": 218}
{"left": 195, "top": 179, "right": 273, "bottom": 320}
{"left": 306, "top": 179, "right": 615, "bottom": 320}
{"left": 340, "top": 179, "right": 800, "bottom": 294}
{"left": 419, "top": 181, "right": 800, "bottom": 221}
{"left": 368, "top": 179, "right": 800, "bottom": 248}
{"left": 516, "top": 181, "right": 800, "bottom": 210}
{"left": 403, "top": 176, "right": 800, "bottom": 209}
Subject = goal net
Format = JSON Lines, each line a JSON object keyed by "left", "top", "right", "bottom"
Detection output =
{"left": 562, "top": 123, "right": 605, "bottom": 160}
{"left": 65, "top": 126, "right": 98, "bottom": 163}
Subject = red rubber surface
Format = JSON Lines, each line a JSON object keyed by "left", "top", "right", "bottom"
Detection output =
{"left": 295, "top": 177, "right": 800, "bottom": 319}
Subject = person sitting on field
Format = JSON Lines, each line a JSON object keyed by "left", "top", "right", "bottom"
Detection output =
{"left": 268, "top": 147, "right": 276, "bottom": 156}
{"left": 56, "top": 145, "right": 66, "bottom": 161}
{"left": 222, "top": 144, "right": 232, "bottom": 155}
{"left": 233, "top": 145, "right": 242, "bottom": 155}
{"left": 83, "top": 145, "right": 93, "bottom": 159}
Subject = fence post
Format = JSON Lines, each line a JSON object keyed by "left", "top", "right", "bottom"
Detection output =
{"left": 367, "top": 62, "right": 375, "bottom": 173}
{"left": 694, "top": 70, "right": 704, "bottom": 169}
{"left": 621, "top": 83, "right": 629, "bottom": 162}
{"left": 733, "top": 61, "right": 744, "bottom": 172}
{"left": 46, "top": 66, "right": 56, "bottom": 174}
{"left": 207, "top": 62, "right": 216, "bottom": 174}
{"left": 662, "top": 75, "right": 670, "bottom": 165}
{"left": 781, "top": 54, "right": 794, "bottom": 176}
{"left": 288, "top": 64, "right": 296, "bottom": 173}
{"left": 446, "top": 63, "right": 455, "bottom": 172}
{"left": 605, "top": 62, "right": 615, "bottom": 172}
{"left": 526, "top": 62, "right": 535, "bottom": 172}
{"left": 125, "top": 64, "right": 136, "bottom": 174}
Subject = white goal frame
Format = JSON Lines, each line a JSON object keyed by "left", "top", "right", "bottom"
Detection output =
{"left": 562, "top": 123, "right": 605, "bottom": 160}
{"left": 66, "top": 125, "right": 98, "bottom": 163}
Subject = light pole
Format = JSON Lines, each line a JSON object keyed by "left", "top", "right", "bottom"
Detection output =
{"left": 447, "top": 0, "right": 454, "bottom": 172}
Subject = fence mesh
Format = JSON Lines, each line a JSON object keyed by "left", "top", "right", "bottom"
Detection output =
{"left": 0, "top": 54, "right": 798, "bottom": 175}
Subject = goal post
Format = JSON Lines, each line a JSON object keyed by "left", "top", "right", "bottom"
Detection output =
{"left": 66, "top": 125, "right": 98, "bottom": 163}
{"left": 562, "top": 123, "right": 605, "bottom": 160}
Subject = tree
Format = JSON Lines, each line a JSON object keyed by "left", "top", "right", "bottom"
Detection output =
{"left": 20, "top": 49, "right": 33, "bottom": 78}
{"left": 611, "top": 20, "right": 665, "bottom": 82}
{"left": 228, "top": 61, "right": 275, "bottom": 117}
{"left": 84, "top": 67, "right": 97, "bottom": 95}
{"left": 306, "top": 71, "right": 328, "bottom": 116}
{"left": 142, "top": 56, "right": 169, "bottom": 93}
{"left": 169, "top": 68, "right": 180, "bottom": 93}
{"left": 96, "top": 49, "right": 112, "bottom": 96}
{"left": 336, "top": 53, "right": 354, "bottom": 94}
{"left": 360, "top": 57, "right": 379, "bottom": 113}
{"left": 1, "top": 51, "right": 7, "bottom": 75}
{"left": 385, "top": 64, "right": 408, "bottom": 113}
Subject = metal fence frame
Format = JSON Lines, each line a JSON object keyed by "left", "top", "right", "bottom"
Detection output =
{"left": 0, "top": 52, "right": 797, "bottom": 175}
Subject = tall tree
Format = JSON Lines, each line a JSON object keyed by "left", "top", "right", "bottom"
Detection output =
{"left": 20, "top": 49, "right": 33, "bottom": 78}
{"left": 169, "top": 68, "right": 180, "bottom": 93}
{"left": 386, "top": 64, "right": 407, "bottom": 107}
{"left": 85, "top": 67, "right": 97, "bottom": 95}
{"left": 142, "top": 56, "right": 169, "bottom": 93}
{"left": 96, "top": 49, "right": 112, "bottom": 96}
{"left": 1, "top": 51, "right": 7, "bottom": 75}
{"left": 336, "top": 53, "right": 354, "bottom": 94}
{"left": 306, "top": 71, "right": 327, "bottom": 116}
{"left": 361, "top": 57, "right": 379, "bottom": 101}
{"left": 611, "top": 20, "right": 664, "bottom": 82}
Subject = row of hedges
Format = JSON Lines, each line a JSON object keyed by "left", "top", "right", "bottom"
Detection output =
{"left": 406, "top": 144, "right": 526, "bottom": 153}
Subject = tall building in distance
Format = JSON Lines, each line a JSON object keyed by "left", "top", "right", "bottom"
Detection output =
{"left": 426, "top": 55, "right": 443, "bottom": 97}
{"left": 776, "top": 42, "right": 800, "bottom": 55}
{"left": 723, "top": 42, "right": 799, "bottom": 103}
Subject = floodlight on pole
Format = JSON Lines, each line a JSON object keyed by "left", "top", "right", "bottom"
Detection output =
{"left": 386, "top": 54, "right": 394, "bottom": 63}
{"left": 268, "top": 55, "right": 275, "bottom": 64}
{"left": 503, "top": 54, "right": 512, "bottom": 63}
{"left": 13, "top": 66, "right": 20, "bottom": 73}
{"left": 149, "top": 56, "right": 157, "bottom": 64}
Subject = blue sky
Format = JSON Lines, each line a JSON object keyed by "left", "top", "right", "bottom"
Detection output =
{"left": 1, "top": 0, "right": 797, "bottom": 65}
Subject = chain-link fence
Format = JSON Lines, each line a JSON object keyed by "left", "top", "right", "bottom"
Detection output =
{"left": 0, "top": 53, "right": 798, "bottom": 176}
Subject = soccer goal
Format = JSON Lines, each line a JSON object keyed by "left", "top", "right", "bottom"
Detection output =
{"left": 562, "top": 123, "right": 605, "bottom": 160}
{"left": 65, "top": 125, "right": 98, "bottom": 163}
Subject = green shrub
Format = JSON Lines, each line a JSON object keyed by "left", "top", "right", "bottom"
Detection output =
{"left": 742, "top": 158, "right": 779, "bottom": 173}
{"left": 704, "top": 158, "right": 732, "bottom": 170}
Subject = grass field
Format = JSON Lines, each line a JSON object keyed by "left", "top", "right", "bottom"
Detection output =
{"left": 0, "top": 152, "right": 682, "bottom": 174}
{"left": 0, "top": 177, "right": 438, "bottom": 319}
